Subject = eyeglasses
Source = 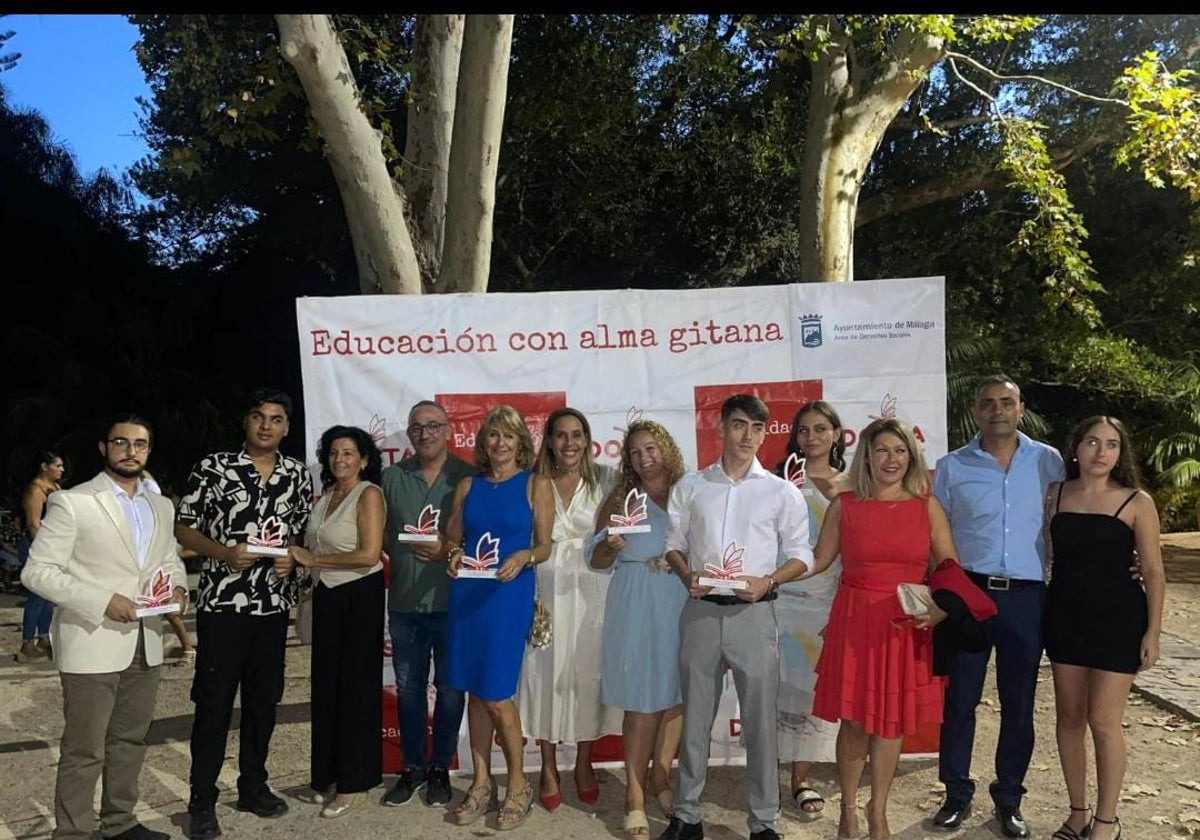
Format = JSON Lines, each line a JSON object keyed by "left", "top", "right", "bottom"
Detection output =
{"left": 107, "top": 437, "right": 151, "bottom": 453}
{"left": 407, "top": 422, "right": 447, "bottom": 438}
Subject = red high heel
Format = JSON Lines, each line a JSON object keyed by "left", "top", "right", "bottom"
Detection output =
{"left": 578, "top": 786, "right": 600, "bottom": 805}
{"left": 540, "top": 791, "right": 562, "bottom": 812}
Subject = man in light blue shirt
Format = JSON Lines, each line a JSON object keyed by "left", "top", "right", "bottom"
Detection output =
{"left": 931, "top": 375, "right": 1065, "bottom": 839}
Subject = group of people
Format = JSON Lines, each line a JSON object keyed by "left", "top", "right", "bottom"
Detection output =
{"left": 15, "top": 376, "right": 1164, "bottom": 840}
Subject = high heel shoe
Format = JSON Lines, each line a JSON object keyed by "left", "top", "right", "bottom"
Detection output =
{"left": 575, "top": 765, "right": 599, "bottom": 805}
{"left": 1052, "top": 804, "right": 1091, "bottom": 840}
{"left": 539, "top": 768, "right": 562, "bottom": 812}
{"left": 1090, "top": 815, "right": 1120, "bottom": 840}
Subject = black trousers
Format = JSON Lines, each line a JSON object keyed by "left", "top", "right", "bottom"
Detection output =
{"left": 188, "top": 610, "right": 289, "bottom": 808}
{"left": 311, "top": 571, "right": 384, "bottom": 793}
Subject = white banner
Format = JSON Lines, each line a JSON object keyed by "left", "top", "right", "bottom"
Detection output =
{"left": 296, "top": 276, "right": 947, "bottom": 773}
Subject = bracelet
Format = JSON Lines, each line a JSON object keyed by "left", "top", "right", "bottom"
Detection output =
{"left": 766, "top": 574, "right": 779, "bottom": 594}
{"left": 446, "top": 546, "right": 464, "bottom": 561}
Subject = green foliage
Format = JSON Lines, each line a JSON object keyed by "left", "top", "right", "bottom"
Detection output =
{"left": 1114, "top": 51, "right": 1200, "bottom": 201}
{"left": 999, "top": 118, "right": 1104, "bottom": 325}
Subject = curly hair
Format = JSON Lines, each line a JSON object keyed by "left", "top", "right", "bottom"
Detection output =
{"left": 777, "top": 400, "right": 845, "bottom": 474}
{"left": 315, "top": 425, "right": 383, "bottom": 489}
{"left": 535, "top": 407, "right": 601, "bottom": 491}
{"left": 1064, "top": 415, "right": 1143, "bottom": 489}
{"left": 847, "top": 417, "right": 930, "bottom": 499}
{"left": 474, "top": 405, "right": 537, "bottom": 473}
{"left": 603, "top": 419, "right": 686, "bottom": 508}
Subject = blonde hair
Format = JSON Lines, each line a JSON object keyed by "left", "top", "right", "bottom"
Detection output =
{"left": 535, "top": 407, "right": 600, "bottom": 491}
{"left": 473, "top": 405, "right": 536, "bottom": 473}
{"left": 848, "top": 418, "right": 930, "bottom": 498}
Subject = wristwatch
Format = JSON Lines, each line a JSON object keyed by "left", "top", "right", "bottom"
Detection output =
{"left": 766, "top": 574, "right": 779, "bottom": 595}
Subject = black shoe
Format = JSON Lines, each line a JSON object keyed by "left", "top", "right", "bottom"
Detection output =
{"left": 749, "top": 829, "right": 781, "bottom": 840}
{"left": 235, "top": 787, "right": 289, "bottom": 818}
{"left": 187, "top": 807, "right": 221, "bottom": 840}
{"left": 383, "top": 767, "right": 428, "bottom": 806}
{"left": 424, "top": 766, "right": 452, "bottom": 806}
{"left": 996, "top": 803, "right": 1030, "bottom": 838}
{"left": 104, "top": 824, "right": 171, "bottom": 840}
{"left": 657, "top": 816, "right": 704, "bottom": 840}
{"left": 933, "top": 798, "right": 971, "bottom": 830}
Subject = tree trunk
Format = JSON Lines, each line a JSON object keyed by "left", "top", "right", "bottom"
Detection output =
{"left": 276, "top": 14, "right": 422, "bottom": 294}
{"left": 799, "top": 22, "right": 945, "bottom": 282}
{"left": 440, "top": 15, "right": 514, "bottom": 294}
{"left": 403, "top": 15, "right": 464, "bottom": 291}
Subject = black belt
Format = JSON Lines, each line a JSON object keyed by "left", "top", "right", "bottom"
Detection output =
{"left": 966, "top": 571, "right": 1044, "bottom": 591}
{"left": 700, "top": 591, "right": 777, "bottom": 606}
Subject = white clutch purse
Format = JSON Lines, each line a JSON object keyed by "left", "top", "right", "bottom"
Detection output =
{"left": 896, "top": 583, "right": 934, "bottom": 616}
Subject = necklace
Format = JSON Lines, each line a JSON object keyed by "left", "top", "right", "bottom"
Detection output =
{"left": 553, "top": 463, "right": 580, "bottom": 475}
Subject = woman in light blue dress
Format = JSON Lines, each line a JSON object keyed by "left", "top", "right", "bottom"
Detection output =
{"left": 586, "top": 420, "right": 688, "bottom": 839}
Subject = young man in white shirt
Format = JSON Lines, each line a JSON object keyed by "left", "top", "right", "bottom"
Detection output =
{"left": 661, "top": 394, "right": 814, "bottom": 840}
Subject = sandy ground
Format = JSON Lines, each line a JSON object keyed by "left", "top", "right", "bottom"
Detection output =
{"left": 2, "top": 538, "right": 1199, "bottom": 840}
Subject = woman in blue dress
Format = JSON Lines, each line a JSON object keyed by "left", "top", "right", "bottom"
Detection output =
{"left": 586, "top": 420, "right": 688, "bottom": 840}
{"left": 443, "top": 406, "right": 554, "bottom": 831}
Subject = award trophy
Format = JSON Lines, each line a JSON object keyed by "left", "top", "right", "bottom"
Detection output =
{"left": 697, "top": 541, "right": 749, "bottom": 591}
{"left": 396, "top": 505, "right": 441, "bottom": 543}
{"left": 609, "top": 488, "right": 652, "bottom": 534}
{"left": 457, "top": 532, "right": 501, "bottom": 579}
{"left": 246, "top": 515, "right": 289, "bottom": 557}
{"left": 134, "top": 568, "right": 181, "bottom": 618}
{"left": 783, "top": 452, "right": 807, "bottom": 488}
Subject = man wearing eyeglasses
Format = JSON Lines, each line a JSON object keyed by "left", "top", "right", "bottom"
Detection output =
{"left": 380, "top": 400, "right": 474, "bottom": 807}
{"left": 22, "top": 413, "right": 188, "bottom": 840}
{"left": 175, "top": 387, "right": 313, "bottom": 840}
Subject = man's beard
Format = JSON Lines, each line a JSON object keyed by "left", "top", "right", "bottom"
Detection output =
{"left": 108, "top": 461, "right": 142, "bottom": 479}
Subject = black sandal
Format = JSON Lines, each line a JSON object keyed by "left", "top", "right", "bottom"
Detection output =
{"left": 1052, "top": 804, "right": 1091, "bottom": 840}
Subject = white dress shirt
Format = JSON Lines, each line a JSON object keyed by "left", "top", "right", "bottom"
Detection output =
{"left": 105, "top": 474, "right": 154, "bottom": 568}
{"left": 666, "top": 458, "right": 813, "bottom": 577}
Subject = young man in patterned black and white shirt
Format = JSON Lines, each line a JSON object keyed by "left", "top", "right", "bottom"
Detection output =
{"left": 175, "top": 387, "right": 313, "bottom": 840}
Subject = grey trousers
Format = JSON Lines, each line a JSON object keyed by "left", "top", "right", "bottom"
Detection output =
{"left": 674, "top": 598, "right": 780, "bottom": 833}
{"left": 55, "top": 632, "right": 160, "bottom": 840}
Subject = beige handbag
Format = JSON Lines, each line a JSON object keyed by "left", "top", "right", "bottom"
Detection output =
{"left": 896, "top": 582, "right": 934, "bottom": 616}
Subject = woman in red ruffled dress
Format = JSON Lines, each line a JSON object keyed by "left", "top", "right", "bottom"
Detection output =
{"left": 806, "top": 418, "right": 957, "bottom": 840}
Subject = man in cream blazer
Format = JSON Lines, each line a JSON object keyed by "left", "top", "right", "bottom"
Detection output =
{"left": 22, "top": 413, "right": 188, "bottom": 840}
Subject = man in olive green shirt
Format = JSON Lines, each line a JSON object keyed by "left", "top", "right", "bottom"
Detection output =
{"left": 381, "top": 400, "right": 474, "bottom": 808}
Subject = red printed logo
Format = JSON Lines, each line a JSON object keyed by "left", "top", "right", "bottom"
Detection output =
{"left": 248, "top": 515, "right": 285, "bottom": 549}
{"left": 135, "top": 569, "right": 174, "bottom": 609}
{"left": 611, "top": 488, "right": 649, "bottom": 529}
{"left": 783, "top": 452, "right": 806, "bottom": 487}
{"left": 703, "top": 542, "right": 745, "bottom": 581}
{"left": 403, "top": 505, "right": 441, "bottom": 537}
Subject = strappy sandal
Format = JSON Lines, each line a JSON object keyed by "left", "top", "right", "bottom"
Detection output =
{"left": 793, "top": 785, "right": 826, "bottom": 819}
{"left": 451, "top": 782, "right": 497, "bottom": 826}
{"left": 497, "top": 782, "right": 534, "bottom": 831}
{"left": 623, "top": 809, "right": 650, "bottom": 839}
{"left": 839, "top": 800, "right": 862, "bottom": 840}
{"left": 646, "top": 769, "right": 674, "bottom": 818}
{"left": 1052, "top": 804, "right": 1092, "bottom": 840}
{"left": 1090, "top": 815, "right": 1121, "bottom": 840}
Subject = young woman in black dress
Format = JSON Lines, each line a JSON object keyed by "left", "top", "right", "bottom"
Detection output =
{"left": 1044, "top": 416, "right": 1165, "bottom": 840}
